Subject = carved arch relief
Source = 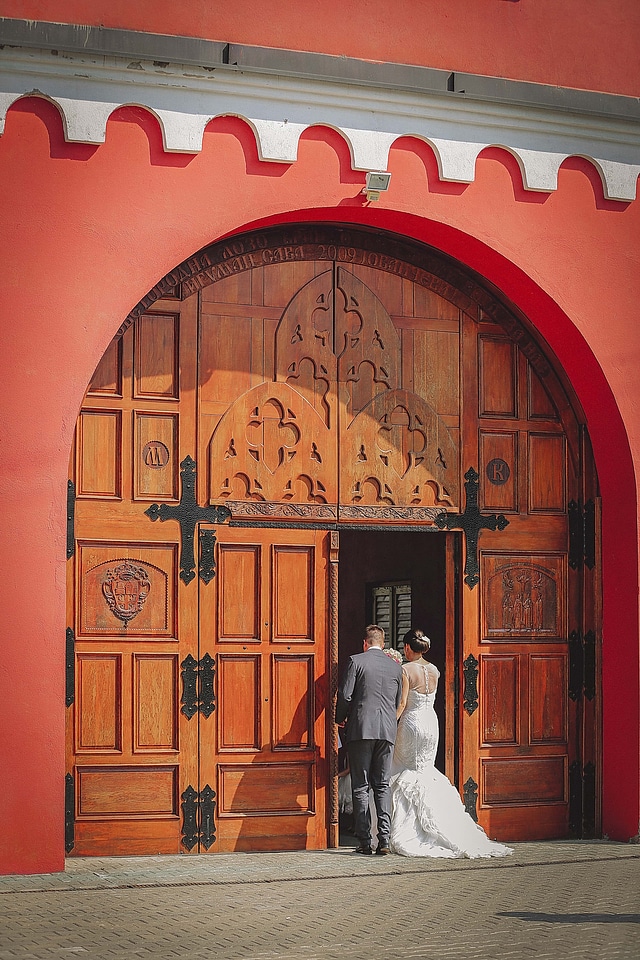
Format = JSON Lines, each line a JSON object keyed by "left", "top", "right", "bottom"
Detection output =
{"left": 275, "top": 266, "right": 400, "bottom": 425}
{"left": 212, "top": 263, "right": 459, "bottom": 513}
{"left": 209, "top": 381, "right": 336, "bottom": 506}
{"left": 275, "top": 270, "right": 336, "bottom": 427}
{"left": 345, "top": 389, "right": 458, "bottom": 508}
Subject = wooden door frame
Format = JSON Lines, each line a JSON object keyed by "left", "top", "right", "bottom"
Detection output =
{"left": 328, "top": 524, "right": 459, "bottom": 847}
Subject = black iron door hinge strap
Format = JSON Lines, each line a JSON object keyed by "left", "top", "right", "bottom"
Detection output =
{"left": 463, "top": 777, "right": 479, "bottom": 822}
{"left": 145, "top": 455, "right": 230, "bottom": 585}
{"left": 199, "top": 529, "right": 218, "bottom": 584}
{"left": 568, "top": 499, "right": 596, "bottom": 570}
{"left": 435, "top": 467, "right": 509, "bottom": 588}
{"left": 568, "top": 629, "right": 596, "bottom": 702}
{"left": 181, "top": 784, "right": 217, "bottom": 850}
{"left": 180, "top": 653, "right": 216, "bottom": 719}
{"left": 462, "top": 653, "right": 479, "bottom": 716}
{"left": 65, "top": 772, "right": 75, "bottom": 853}
{"left": 569, "top": 760, "right": 596, "bottom": 838}
{"left": 65, "top": 628, "right": 75, "bottom": 707}
{"left": 66, "top": 479, "right": 75, "bottom": 559}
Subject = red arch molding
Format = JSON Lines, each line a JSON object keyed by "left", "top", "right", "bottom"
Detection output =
{"left": 137, "top": 208, "right": 639, "bottom": 842}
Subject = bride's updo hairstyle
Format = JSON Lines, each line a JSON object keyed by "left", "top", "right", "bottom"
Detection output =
{"left": 403, "top": 629, "right": 431, "bottom": 655}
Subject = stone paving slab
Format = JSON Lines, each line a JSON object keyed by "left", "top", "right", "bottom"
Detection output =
{"left": 0, "top": 843, "right": 639, "bottom": 960}
{"left": 0, "top": 840, "right": 637, "bottom": 892}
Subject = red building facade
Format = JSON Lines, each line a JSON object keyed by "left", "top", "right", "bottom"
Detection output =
{"left": 0, "top": 1, "right": 638, "bottom": 873}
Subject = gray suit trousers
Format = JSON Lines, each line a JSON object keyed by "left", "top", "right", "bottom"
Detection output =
{"left": 347, "top": 738, "right": 394, "bottom": 847}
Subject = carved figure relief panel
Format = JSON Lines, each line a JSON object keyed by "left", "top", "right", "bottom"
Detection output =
{"left": 482, "top": 554, "right": 566, "bottom": 642}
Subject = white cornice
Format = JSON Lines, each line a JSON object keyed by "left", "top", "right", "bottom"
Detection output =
{"left": 1, "top": 46, "right": 638, "bottom": 201}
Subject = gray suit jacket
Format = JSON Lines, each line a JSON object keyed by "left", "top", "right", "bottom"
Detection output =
{"left": 336, "top": 648, "right": 403, "bottom": 743}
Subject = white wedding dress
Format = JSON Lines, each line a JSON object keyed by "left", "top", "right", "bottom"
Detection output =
{"left": 390, "top": 662, "right": 513, "bottom": 859}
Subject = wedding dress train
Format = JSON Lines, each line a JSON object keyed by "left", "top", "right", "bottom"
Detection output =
{"left": 389, "top": 671, "right": 513, "bottom": 859}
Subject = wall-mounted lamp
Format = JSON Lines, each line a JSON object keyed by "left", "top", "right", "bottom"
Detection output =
{"left": 363, "top": 171, "right": 392, "bottom": 202}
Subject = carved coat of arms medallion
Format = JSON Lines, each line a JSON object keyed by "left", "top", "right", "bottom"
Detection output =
{"left": 102, "top": 561, "right": 151, "bottom": 625}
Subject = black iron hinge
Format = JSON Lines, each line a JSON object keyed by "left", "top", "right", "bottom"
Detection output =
{"left": 463, "top": 777, "right": 479, "bottom": 822}
{"left": 66, "top": 480, "right": 76, "bottom": 559}
{"left": 65, "top": 772, "right": 75, "bottom": 853}
{"left": 569, "top": 760, "right": 596, "bottom": 839}
{"left": 569, "top": 629, "right": 597, "bottom": 702}
{"left": 181, "top": 784, "right": 217, "bottom": 850}
{"left": 462, "top": 653, "right": 479, "bottom": 715}
{"left": 568, "top": 499, "right": 596, "bottom": 570}
{"left": 65, "top": 628, "right": 75, "bottom": 707}
{"left": 180, "top": 653, "right": 216, "bottom": 719}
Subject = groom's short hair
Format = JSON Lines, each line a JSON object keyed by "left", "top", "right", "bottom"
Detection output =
{"left": 364, "top": 624, "right": 385, "bottom": 647}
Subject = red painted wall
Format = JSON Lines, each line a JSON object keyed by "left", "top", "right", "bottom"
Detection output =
{"left": 2, "top": 0, "right": 640, "bottom": 95}
{"left": 0, "top": 100, "right": 638, "bottom": 874}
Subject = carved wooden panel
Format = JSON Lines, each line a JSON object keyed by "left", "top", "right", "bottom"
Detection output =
{"left": 272, "top": 655, "right": 314, "bottom": 749}
{"left": 529, "top": 433, "right": 566, "bottom": 513}
{"left": 263, "top": 261, "right": 319, "bottom": 308}
{"left": 271, "top": 545, "right": 314, "bottom": 642}
{"left": 483, "top": 554, "right": 565, "bottom": 641}
{"left": 77, "top": 410, "right": 121, "bottom": 499}
{"left": 480, "top": 431, "right": 518, "bottom": 512}
{"left": 216, "top": 544, "right": 261, "bottom": 642}
{"left": 481, "top": 655, "right": 519, "bottom": 745}
{"left": 201, "top": 267, "right": 252, "bottom": 306}
{"left": 217, "top": 654, "right": 261, "bottom": 750}
{"left": 335, "top": 267, "right": 400, "bottom": 418}
{"left": 530, "top": 654, "right": 567, "bottom": 743}
{"left": 78, "top": 543, "right": 174, "bottom": 637}
{"left": 527, "top": 363, "right": 558, "bottom": 420}
{"left": 209, "top": 381, "right": 336, "bottom": 507}
{"left": 344, "top": 388, "right": 458, "bottom": 508}
{"left": 134, "top": 314, "right": 179, "bottom": 399}
{"left": 199, "top": 311, "right": 253, "bottom": 406}
{"left": 218, "top": 763, "right": 314, "bottom": 815}
{"left": 134, "top": 413, "right": 178, "bottom": 500}
{"left": 479, "top": 336, "right": 517, "bottom": 418}
{"left": 87, "top": 336, "right": 122, "bottom": 397}
{"left": 77, "top": 766, "right": 178, "bottom": 817}
{"left": 274, "top": 270, "right": 336, "bottom": 426}
{"left": 133, "top": 654, "right": 178, "bottom": 753}
{"left": 412, "top": 327, "right": 460, "bottom": 418}
{"left": 412, "top": 284, "right": 460, "bottom": 322}
{"left": 481, "top": 757, "right": 566, "bottom": 805}
{"left": 76, "top": 654, "right": 122, "bottom": 753}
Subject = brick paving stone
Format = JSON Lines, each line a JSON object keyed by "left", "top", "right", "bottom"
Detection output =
{"left": 0, "top": 843, "right": 638, "bottom": 960}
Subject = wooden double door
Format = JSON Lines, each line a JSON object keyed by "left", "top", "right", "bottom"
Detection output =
{"left": 67, "top": 226, "right": 598, "bottom": 854}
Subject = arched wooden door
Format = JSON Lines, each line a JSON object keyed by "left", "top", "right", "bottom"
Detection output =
{"left": 66, "top": 226, "right": 597, "bottom": 855}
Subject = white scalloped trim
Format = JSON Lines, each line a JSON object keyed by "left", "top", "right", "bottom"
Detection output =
{"left": 0, "top": 47, "right": 638, "bottom": 201}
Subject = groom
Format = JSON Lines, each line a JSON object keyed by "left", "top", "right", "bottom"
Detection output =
{"left": 336, "top": 624, "right": 403, "bottom": 855}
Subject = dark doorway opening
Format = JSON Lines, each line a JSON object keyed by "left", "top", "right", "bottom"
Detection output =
{"left": 337, "top": 529, "right": 454, "bottom": 786}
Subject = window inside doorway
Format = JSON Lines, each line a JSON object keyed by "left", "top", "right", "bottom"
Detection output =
{"left": 367, "top": 582, "right": 411, "bottom": 652}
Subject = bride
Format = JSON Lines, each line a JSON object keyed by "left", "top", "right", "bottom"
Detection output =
{"left": 389, "top": 628, "right": 513, "bottom": 859}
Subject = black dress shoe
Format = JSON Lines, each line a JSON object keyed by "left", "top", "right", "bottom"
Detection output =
{"left": 354, "top": 844, "right": 373, "bottom": 855}
{"left": 376, "top": 846, "right": 390, "bottom": 856}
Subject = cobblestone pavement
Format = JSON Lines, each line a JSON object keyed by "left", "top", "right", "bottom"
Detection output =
{"left": 1, "top": 842, "right": 639, "bottom": 960}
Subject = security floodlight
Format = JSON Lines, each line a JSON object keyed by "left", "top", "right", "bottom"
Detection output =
{"left": 364, "top": 171, "right": 392, "bottom": 201}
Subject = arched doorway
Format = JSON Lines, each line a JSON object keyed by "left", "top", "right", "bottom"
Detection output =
{"left": 65, "top": 225, "right": 599, "bottom": 855}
